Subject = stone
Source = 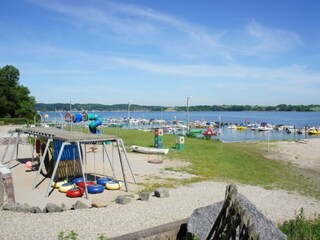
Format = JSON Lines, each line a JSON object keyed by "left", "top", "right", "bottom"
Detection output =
{"left": 116, "top": 195, "right": 131, "bottom": 205}
{"left": 2, "top": 203, "right": 19, "bottom": 211}
{"left": 139, "top": 192, "right": 150, "bottom": 201}
{"left": 91, "top": 198, "right": 108, "bottom": 208}
{"left": 72, "top": 201, "right": 89, "bottom": 210}
{"left": 30, "top": 206, "right": 42, "bottom": 213}
{"left": 154, "top": 187, "right": 169, "bottom": 198}
{"left": 43, "top": 203, "right": 63, "bottom": 213}
{"left": 15, "top": 204, "right": 34, "bottom": 213}
{"left": 237, "top": 193, "right": 287, "bottom": 240}
{"left": 2, "top": 203, "right": 42, "bottom": 213}
{"left": 187, "top": 201, "right": 224, "bottom": 240}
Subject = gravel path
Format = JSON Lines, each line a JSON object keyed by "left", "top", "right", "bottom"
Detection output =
{"left": 1, "top": 181, "right": 320, "bottom": 240}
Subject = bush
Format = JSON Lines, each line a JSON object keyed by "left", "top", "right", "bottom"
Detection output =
{"left": 279, "top": 208, "right": 320, "bottom": 239}
{"left": 0, "top": 118, "right": 29, "bottom": 125}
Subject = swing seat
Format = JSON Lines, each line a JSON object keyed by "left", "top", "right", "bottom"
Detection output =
{"left": 106, "top": 180, "right": 122, "bottom": 190}
{"left": 71, "top": 177, "right": 85, "bottom": 185}
{"left": 66, "top": 187, "right": 84, "bottom": 198}
{"left": 78, "top": 180, "right": 95, "bottom": 189}
{"left": 52, "top": 180, "right": 67, "bottom": 188}
{"left": 97, "top": 177, "right": 113, "bottom": 186}
{"left": 88, "top": 184, "right": 104, "bottom": 194}
{"left": 59, "top": 182, "right": 74, "bottom": 193}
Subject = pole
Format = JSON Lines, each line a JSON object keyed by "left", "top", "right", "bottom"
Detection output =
{"left": 128, "top": 101, "right": 131, "bottom": 121}
{"left": 187, "top": 96, "right": 191, "bottom": 132}
{"left": 127, "top": 101, "right": 131, "bottom": 129}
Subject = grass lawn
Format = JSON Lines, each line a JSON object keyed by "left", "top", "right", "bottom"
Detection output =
{"left": 95, "top": 127, "right": 319, "bottom": 199}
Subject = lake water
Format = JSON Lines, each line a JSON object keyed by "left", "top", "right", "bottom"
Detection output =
{"left": 41, "top": 111, "right": 320, "bottom": 142}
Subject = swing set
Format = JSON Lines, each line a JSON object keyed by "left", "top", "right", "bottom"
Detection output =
{"left": 1, "top": 127, "right": 136, "bottom": 199}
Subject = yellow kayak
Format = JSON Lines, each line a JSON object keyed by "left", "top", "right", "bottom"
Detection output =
{"left": 236, "top": 126, "right": 247, "bottom": 130}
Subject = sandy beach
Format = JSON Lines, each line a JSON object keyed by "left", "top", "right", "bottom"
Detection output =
{"left": 1, "top": 125, "right": 320, "bottom": 239}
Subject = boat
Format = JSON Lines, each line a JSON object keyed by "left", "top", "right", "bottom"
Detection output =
{"left": 203, "top": 127, "right": 217, "bottom": 136}
{"left": 236, "top": 124, "right": 247, "bottom": 130}
{"left": 130, "top": 145, "right": 169, "bottom": 155}
{"left": 307, "top": 128, "right": 320, "bottom": 135}
{"left": 274, "top": 125, "right": 285, "bottom": 131}
{"left": 257, "top": 122, "right": 273, "bottom": 131}
{"left": 285, "top": 126, "right": 297, "bottom": 134}
{"left": 297, "top": 128, "right": 306, "bottom": 134}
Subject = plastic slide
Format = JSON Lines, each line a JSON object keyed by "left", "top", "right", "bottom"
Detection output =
{"left": 88, "top": 113, "right": 103, "bottom": 134}
{"left": 64, "top": 111, "right": 102, "bottom": 134}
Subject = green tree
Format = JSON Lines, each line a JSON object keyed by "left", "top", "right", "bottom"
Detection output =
{"left": 0, "top": 65, "right": 36, "bottom": 118}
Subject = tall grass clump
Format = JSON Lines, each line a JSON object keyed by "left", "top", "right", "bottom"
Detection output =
{"left": 279, "top": 208, "right": 320, "bottom": 240}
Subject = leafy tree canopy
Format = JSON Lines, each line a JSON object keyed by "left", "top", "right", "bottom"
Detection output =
{"left": 0, "top": 65, "right": 36, "bottom": 118}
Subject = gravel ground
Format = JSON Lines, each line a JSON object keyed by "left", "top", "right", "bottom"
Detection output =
{"left": 1, "top": 181, "right": 320, "bottom": 240}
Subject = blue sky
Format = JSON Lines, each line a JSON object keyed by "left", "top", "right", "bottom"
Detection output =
{"left": 1, "top": 0, "right": 320, "bottom": 106}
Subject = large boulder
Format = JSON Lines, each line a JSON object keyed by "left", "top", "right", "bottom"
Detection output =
{"left": 187, "top": 187, "right": 287, "bottom": 240}
{"left": 187, "top": 201, "right": 223, "bottom": 240}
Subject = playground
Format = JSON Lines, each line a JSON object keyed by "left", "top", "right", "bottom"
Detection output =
{"left": 0, "top": 111, "right": 190, "bottom": 209}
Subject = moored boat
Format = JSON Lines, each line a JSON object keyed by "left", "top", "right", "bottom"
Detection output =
{"left": 255, "top": 122, "right": 273, "bottom": 131}
{"left": 131, "top": 145, "right": 169, "bottom": 154}
{"left": 228, "top": 124, "right": 237, "bottom": 129}
{"left": 236, "top": 124, "right": 247, "bottom": 130}
{"left": 307, "top": 128, "right": 320, "bottom": 135}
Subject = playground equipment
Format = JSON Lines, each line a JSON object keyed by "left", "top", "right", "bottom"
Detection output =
{"left": 65, "top": 112, "right": 103, "bottom": 134}
{"left": 88, "top": 113, "right": 103, "bottom": 134}
{"left": 154, "top": 128, "right": 164, "bottom": 148}
{"left": 1, "top": 127, "right": 136, "bottom": 199}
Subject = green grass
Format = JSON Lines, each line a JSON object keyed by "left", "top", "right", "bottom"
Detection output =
{"left": 279, "top": 208, "right": 320, "bottom": 240}
{"left": 96, "top": 127, "right": 320, "bottom": 198}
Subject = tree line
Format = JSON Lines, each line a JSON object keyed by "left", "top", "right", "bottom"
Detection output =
{"left": 36, "top": 103, "right": 320, "bottom": 112}
{"left": 0, "top": 65, "right": 36, "bottom": 119}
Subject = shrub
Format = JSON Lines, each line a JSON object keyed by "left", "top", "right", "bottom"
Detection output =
{"left": 279, "top": 208, "right": 320, "bottom": 239}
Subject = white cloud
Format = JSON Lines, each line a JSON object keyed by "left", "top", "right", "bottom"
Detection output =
{"left": 240, "top": 19, "right": 303, "bottom": 56}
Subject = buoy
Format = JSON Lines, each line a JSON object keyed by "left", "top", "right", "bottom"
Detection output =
{"left": 78, "top": 181, "right": 95, "bottom": 189}
{"left": 97, "top": 177, "right": 112, "bottom": 186}
{"left": 25, "top": 161, "right": 39, "bottom": 169}
{"left": 106, "top": 180, "right": 122, "bottom": 190}
{"left": 59, "top": 183, "right": 74, "bottom": 193}
{"left": 71, "top": 177, "right": 84, "bottom": 185}
{"left": 87, "top": 184, "right": 104, "bottom": 194}
{"left": 66, "top": 187, "right": 84, "bottom": 198}
{"left": 52, "top": 180, "right": 67, "bottom": 188}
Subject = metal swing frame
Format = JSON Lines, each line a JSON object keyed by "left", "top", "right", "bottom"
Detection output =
{"left": 1, "top": 127, "right": 136, "bottom": 199}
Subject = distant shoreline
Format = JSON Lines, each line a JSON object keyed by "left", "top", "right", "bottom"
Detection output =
{"left": 35, "top": 103, "right": 320, "bottom": 112}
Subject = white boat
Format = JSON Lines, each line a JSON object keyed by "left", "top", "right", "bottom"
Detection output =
{"left": 257, "top": 122, "right": 273, "bottom": 131}
{"left": 257, "top": 126, "right": 273, "bottom": 131}
{"left": 130, "top": 145, "right": 169, "bottom": 155}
